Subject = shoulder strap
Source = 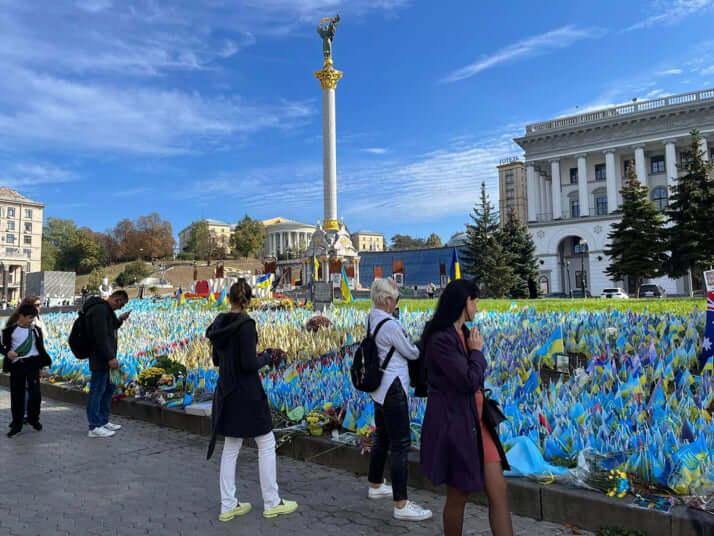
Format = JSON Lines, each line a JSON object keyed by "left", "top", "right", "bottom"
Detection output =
{"left": 371, "top": 317, "right": 391, "bottom": 338}
{"left": 372, "top": 317, "right": 396, "bottom": 371}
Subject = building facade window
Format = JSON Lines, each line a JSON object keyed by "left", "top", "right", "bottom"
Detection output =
{"left": 623, "top": 160, "right": 634, "bottom": 176}
{"left": 652, "top": 186, "right": 668, "bottom": 210}
{"left": 23, "top": 249, "right": 31, "bottom": 259}
{"left": 7, "top": 207, "right": 15, "bottom": 218}
{"left": 23, "top": 235, "right": 31, "bottom": 245}
{"left": 595, "top": 195, "right": 608, "bottom": 215}
{"left": 570, "top": 199, "right": 580, "bottom": 218}
{"left": 650, "top": 155, "right": 665, "bottom": 174}
{"left": 24, "top": 209, "right": 32, "bottom": 219}
{"left": 595, "top": 164, "right": 607, "bottom": 181}
{"left": 6, "top": 248, "right": 14, "bottom": 256}
{"left": 569, "top": 168, "right": 578, "bottom": 184}
{"left": 7, "top": 221, "right": 14, "bottom": 231}
{"left": 505, "top": 170, "right": 513, "bottom": 184}
{"left": 24, "top": 222, "right": 31, "bottom": 233}
{"left": 680, "top": 151, "right": 693, "bottom": 166}
{"left": 6, "top": 234, "right": 15, "bottom": 244}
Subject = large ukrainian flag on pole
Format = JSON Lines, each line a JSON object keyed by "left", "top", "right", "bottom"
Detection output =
{"left": 534, "top": 325, "right": 565, "bottom": 368}
{"left": 340, "top": 265, "right": 354, "bottom": 303}
{"left": 449, "top": 247, "right": 461, "bottom": 282}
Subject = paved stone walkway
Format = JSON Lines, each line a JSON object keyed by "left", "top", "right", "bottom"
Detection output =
{"left": 0, "top": 388, "right": 591, "bottom": 536}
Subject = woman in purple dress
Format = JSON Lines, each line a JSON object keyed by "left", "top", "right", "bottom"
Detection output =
{"left": 419, "top": 279, "right": 512, "bottom": 536}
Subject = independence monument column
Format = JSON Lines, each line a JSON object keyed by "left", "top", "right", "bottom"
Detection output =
{"left": 315, "top": 15, "right": 342, "bottom": 232}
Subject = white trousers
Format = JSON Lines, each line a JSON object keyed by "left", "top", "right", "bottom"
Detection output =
{"left": 219, "top": 432, "right": 281, "bottom": 513}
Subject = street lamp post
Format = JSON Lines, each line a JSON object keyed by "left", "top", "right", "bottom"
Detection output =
{"left": 565, "top": 260, "right": 571, "bottom": 297}
{"left": 579, "top": 239, "right": 588, "bottom": 298}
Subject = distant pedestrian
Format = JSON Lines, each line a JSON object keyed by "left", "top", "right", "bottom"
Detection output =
{"left": 84, "top": 290, "right": 130, "bottom": 438}
{"left": 206, "top": 279, "right": 298, "bottom": 523}
{"left": 3, "top": 303, "right": 52, "bottom": 438}
{"left": 366, "top": 278, "right": 432, "bottom": 521}
{"left": 528, "top": 276, "right": 538, "bottom": 299}
{"left": 420, "top": 279, "right": 512, "bottom": 536}
{"left": 427, "top": 281, "right": 436, "bottom": 299}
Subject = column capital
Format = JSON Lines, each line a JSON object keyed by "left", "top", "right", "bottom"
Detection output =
{"left": 315, "top": 62, "right": 343, "bottom": 90}
{"left": 662, "top": 138, "right": 678, "bottom": 146}
{"left": 631, "top": 144, "right": 646, "bottom": 151}
{"left": 548, "top": 158, "right": 560, "bottom": 164}
{"left": 603, "top": 148, "right": 616, "bottom": 155}
{"left": 575, "top": 153, "right": 588, "bottom": 160}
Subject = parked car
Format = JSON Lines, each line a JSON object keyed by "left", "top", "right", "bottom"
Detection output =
{"left": 601, "top": 287, "right": 628, "bottom": 299}
{"left": 638, "top": 284, "right": 666, "bottom": 298}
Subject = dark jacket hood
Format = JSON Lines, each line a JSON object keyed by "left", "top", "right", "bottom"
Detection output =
{"left": 206, "top": 312, "right": 252, "bottom": 348}
{"left": 83, "top": 296, "right": 110, "bottom": 313}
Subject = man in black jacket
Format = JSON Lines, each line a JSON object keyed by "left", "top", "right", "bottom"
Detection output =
{"left": 85, "top": 290, "right": 130, "bottom": 438}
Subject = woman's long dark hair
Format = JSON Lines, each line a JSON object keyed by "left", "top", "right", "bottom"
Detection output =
{"left": 420, "top": 279, "right": 479, "bottom": 346}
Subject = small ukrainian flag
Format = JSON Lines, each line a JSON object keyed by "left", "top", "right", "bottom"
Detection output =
{"left": 449, "top": 247, "right": 461, "bottom": 282}
{"left": 340, "top": 265, "right": 354, "bottom": 303}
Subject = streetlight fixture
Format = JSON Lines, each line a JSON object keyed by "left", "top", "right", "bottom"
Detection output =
{"left": 579, "top": 239, "right": 588, "bottom": 298}
{"left": 565, "top": 260, "right": 571, "bottom": 297}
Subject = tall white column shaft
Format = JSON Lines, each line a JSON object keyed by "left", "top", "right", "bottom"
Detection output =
{"left": 545, "top": 180, "right": 552, "bottom": 219}
{"left": 322, "top": 88, "right": 338, "bottom": 227}
{"left": 605, "top": 150, "right": 617, "bottom": 214}
{"left": 537, "top": 173, "right": 546, "bottom": 221}
{"left": 526, "top": 165, "right": 537, "bottom": 222}
{"left": 665, "top": 141, "right": 678, "bottom": 192}
{"left": 635, "top": 146, "right": 647, "bottom": 187}
{"left": 577, "top": 155, "right": 589, "bottom": 217}
{"left": 551, "top": 160, "right": 562, "bottom": 219}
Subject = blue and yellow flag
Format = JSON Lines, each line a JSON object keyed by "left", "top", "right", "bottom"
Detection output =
{"left": 175, "top": 285, "right": 185, "bottom": 310}
{"left": 256, "top": 273, "right": 273, "bottom": 288}
{"left": 534, "top": 325, "right": 564, "bottom": 368}
{"left": 216, "top": 287, "right": 228, "bottom": 308}
{"left": 449, "top": 247, "right": 461, "bottom": 282}
{"left": 313, "top": 255, "right": 320, "bottom": 281}
{"left": 341, "top": 265, "right": 354, "bottom": 303}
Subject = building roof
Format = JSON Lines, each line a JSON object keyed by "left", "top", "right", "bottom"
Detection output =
{"left": 0, "top": 187, "right": 44, "bottom": 207}
{"left": 446, "top": 232, "right": 468, "bottom": 247}
{"left": 204, "top": 218, "right": 232, "bottom": 226}
{"left": 352, "top": 230, "right": 384, "bottom": 236}
{"left": 262, "top": 216, "right": 314, "bottom": 228}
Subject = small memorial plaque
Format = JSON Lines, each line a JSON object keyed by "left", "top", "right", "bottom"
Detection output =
{"left": 313, "top": 281, "right": 333, "bottom": 304}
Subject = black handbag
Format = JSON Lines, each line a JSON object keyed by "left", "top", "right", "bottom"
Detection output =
{"left": 482, "top": 389, "right": 506, "bottom": 428}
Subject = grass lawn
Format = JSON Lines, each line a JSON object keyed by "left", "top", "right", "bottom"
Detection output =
{"left": 338, "top": 298, "right": 705, "bottom": 315}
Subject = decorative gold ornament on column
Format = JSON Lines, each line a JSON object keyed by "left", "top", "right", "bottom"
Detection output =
{"left": 322, "top": 218, "right": 340, "bottom": 231}
{"left": 315, "top": 59, "right": 343, "bottom": 90}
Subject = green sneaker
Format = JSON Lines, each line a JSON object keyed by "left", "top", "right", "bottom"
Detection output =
{"left": 219, "top": 502, "right": 252, "bottom": 522}
{"left": 263, "top": 499, "right": 298, "bottom": 518}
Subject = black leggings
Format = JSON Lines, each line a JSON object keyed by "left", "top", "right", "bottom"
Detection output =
{"left": 9, "top": 361, "right": 41, "bottom": 428}
{"left": 368, "top": 378, "right": 411, "bottom": 501}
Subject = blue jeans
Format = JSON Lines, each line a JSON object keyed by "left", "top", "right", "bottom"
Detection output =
{"left": 87, "top": 369, "right": 115, "bottom": 430}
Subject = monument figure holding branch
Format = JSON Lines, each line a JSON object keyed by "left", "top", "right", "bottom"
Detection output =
{"left": 317, "top": 14, "right": 340, "bottom": 62}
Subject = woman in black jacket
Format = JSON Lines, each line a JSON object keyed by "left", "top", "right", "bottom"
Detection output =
{"left": 2, "top": 303, "right": 52, "bottom": 437}
{"left": 206, "top": 279, "right": 297, "bottom": 523}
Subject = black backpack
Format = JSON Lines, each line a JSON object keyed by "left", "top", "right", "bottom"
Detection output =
{"left": 350, "top": 318, "right": 395, "bottom": 393}
{"left": 68, "top": 303, "right": 101, "bottom": 360}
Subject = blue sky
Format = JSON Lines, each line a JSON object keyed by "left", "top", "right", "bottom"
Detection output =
{"left": 1, "top": 0, "right": 714, "bottom": 245}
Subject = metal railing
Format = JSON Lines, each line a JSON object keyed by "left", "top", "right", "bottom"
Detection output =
{"left": 525, "top": 88, "right": 714, "bottom": 134}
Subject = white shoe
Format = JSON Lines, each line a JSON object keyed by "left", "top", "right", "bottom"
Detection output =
{"left": 88, "top": 426, "right": 116, "bottom": 438}
{"left": 393, "top": 501, "right": 432, "bottom": 521}
{"left": 104, "top": 422, "right": 122, "bottom": 431}
{"left": 368, "top": 481, "right": 393, "bottom": 499}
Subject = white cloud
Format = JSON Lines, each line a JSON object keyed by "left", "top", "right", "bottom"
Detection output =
{"left": 362, "top": 147, "right": 388, "bottom": 155}
{"left": 75, "top": 0, "right": 112, "bottom": 12}
{"left": 0, "top": 163, "right": 79, "bottom": 189}
{"left": 656, "top": 68, "right": 682, "bottom": 75}
{"left": 0, "top": 64, "right": 314, "bottom": 154}
{"left": 626, "top": 0, "right": 713, "bottom": 31}
{"left": 178, "top": 126, "right": 523, "bottom": 225}
{"left": 442, "top": 25, "right": 605, "bottom": 83}
{"left": 702, "top": 65, "right": 714, "bottom": 75}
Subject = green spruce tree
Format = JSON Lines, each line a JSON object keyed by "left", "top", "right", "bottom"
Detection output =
{"left": 463, "top": 182, "right": 515, "bottom": 297}
{"left": 501, "top": 210, "right": 539, "bottom": 298}
{"left": 604, "top": 161, "right": 668, "bottom": 296}
{"left": 666, "top": 129, "right": 714, "bottom": 289}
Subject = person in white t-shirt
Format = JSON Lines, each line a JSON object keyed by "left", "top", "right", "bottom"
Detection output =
{"left": 365, "top": 277, "right": 432, "bottom": 522}
{"left": 2, "top": 304, "right": 52, "bottom": 437}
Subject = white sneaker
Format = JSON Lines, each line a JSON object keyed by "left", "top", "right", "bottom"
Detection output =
{"left": 368, "top": 481, "right": 393, "bottom": 499}
{"left": 88, "top": 426, "right": 116, "bottom": 438}
{"left": 393, "top": 501, "right": 432, "bottom": 521}
{"left": 104, "top": 422, "right": 122, "bottom": 431}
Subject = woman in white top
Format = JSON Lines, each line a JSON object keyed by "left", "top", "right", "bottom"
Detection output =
{"left": 366, "top": 278, "right": 432, "bottom": 521}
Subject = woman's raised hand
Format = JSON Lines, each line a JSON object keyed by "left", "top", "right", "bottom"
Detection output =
{"left": 467, "top": 326, "right": 484, "bottom": 352}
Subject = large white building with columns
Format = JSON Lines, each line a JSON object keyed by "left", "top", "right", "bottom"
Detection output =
{"left": 262, "top": 217, "right": 317, "bottom": 259}
{"left": 514, "top": 88, "right": 714, "bottom": 296}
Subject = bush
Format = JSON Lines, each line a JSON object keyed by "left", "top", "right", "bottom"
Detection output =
{"left": 177, "top": 252, "right": 196, "bottom": 261}
{"left": 115, "top": 261, "right": 150, "bottom": 287}
{"left": 87, "top": 268, "right": 105, "bottom": 292}
{"left": 155, "top": 357, "right": 186, "bottom": 378}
